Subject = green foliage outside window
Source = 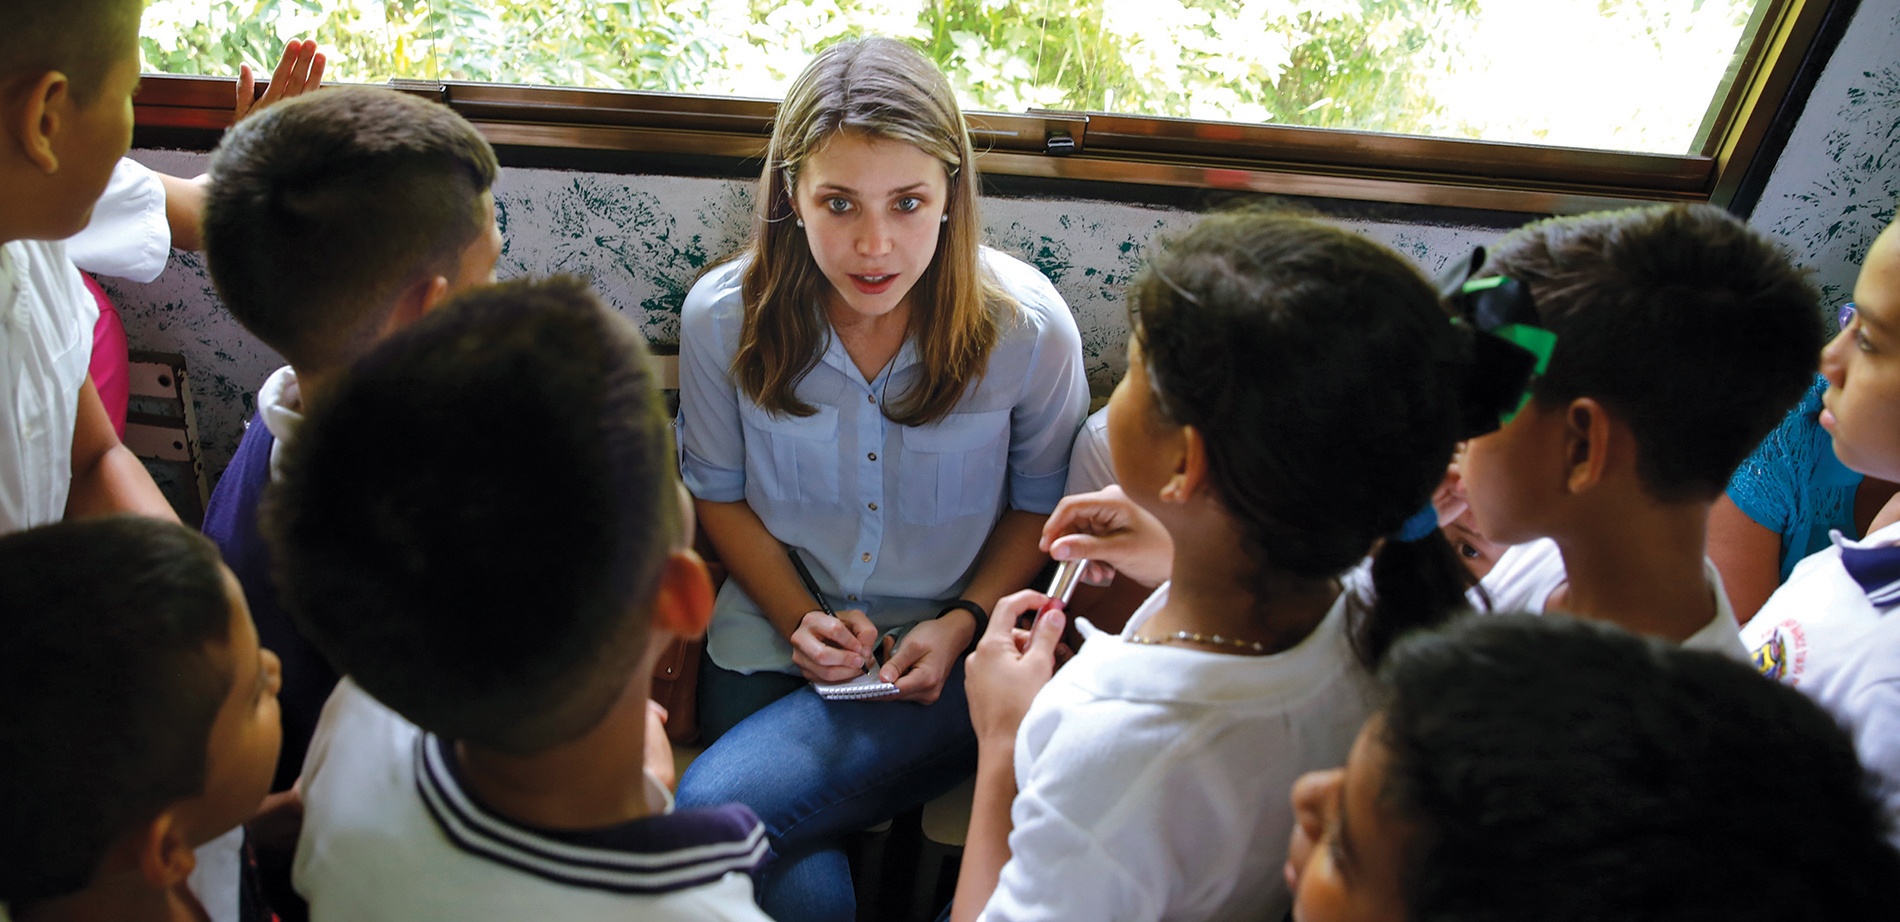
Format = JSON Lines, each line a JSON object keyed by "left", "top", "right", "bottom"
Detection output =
{"left": 140, "top": 0, "right": 1758, "bottom": 152}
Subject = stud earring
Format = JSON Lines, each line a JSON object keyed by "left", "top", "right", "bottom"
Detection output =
{"left": 796, "top": 218, "right": 805, "bottom": 228}
{"left": 941, "top": 215, "right": 949, "bottom": 224}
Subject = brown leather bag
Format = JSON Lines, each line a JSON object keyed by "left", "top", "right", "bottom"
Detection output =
{"left": 650, "top": 635, "right": 702, "bottom": 744}
{"left": 650, "top": 553, "right": 725, "bottom": 744}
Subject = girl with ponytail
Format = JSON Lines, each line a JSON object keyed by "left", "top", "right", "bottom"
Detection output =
{"left": 953, "top": 210, "right": 1488, "bottom": 922}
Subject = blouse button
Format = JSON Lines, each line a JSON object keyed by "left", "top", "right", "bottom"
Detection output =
{"left": 861, "top": 552, "right": 873, "bottom": 563}
{"left": 867, "top": 394, "right": 876, "bottom": 404}
{"left": 868, "top": 452, "right": 878, "bottom": 461}
{"left": 868, "top": 502, "right": 878, "bottom": 511}
{"left": 848, "top": 594, "right": 858, "bottom": 601}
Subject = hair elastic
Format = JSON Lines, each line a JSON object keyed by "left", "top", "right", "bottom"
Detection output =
{"left": 1394, "top": 504, "right": 1440, "bottom": 543}
{"left": 1438, "top": 246, "right": 1557, "bottom": 439}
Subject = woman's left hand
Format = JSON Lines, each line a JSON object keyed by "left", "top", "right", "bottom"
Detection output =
{"left": 965, "top": 590, "right": 1066, "bottom": 748}
{"left": 879, "top": 610, "right": 980, "bottom": 704}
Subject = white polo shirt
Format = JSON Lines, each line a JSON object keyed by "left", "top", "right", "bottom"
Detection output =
{"left": 979, "top": 583, "right": 1377, "bottom": 922}
{"left": 1743, "top": 522, "right": 1900, "bottom": 849}
{"left": 296, "top": 681, "right": 773, "bottom": 921}
{"left": 1473, "top": 538, "right": 1748, "bottom": 660}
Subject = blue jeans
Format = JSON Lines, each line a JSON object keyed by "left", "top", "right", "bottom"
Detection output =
{"left": 677, "top": 660, "right": 978, "bottom": 922}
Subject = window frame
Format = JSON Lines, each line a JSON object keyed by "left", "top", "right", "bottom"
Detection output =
{"left": 129, "top": 0, "right": 1836, "bottom": 216}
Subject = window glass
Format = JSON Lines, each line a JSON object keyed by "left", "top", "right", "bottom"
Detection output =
{"left": 142, "top": 0, "right": 1770, "bottom": 155}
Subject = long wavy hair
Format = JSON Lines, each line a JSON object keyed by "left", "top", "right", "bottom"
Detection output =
{"left": 734, "top": 36, "right": 1012, "bottom": 427}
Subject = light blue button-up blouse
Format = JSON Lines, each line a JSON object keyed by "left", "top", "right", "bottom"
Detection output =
{"left": 678, "top": 248, "right": 1089, "bottom": 674}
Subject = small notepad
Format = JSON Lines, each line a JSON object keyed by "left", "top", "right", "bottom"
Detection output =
{"left": 813, "top": 671, "right": 900, "bottom": 701}
{"left": 810, "top": 625, "right": 907, "bottom": 700}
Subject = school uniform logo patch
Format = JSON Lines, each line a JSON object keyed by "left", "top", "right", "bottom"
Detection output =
{"left": 1750, "top": 621, "right": 1807, "bottom": 685}
{"left": 1753, "top": 630, "right": 1789, "bottom": 681}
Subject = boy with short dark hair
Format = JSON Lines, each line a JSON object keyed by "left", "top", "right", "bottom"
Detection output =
{"left": 0, "top": 516, "right": 283, "bottom": 922}
{"left": 1460, "top": 203, "right": 1822, "bottom": 655}
{"left": 269, "top": 277, "right": 770, "bottom": 920}
{"left": 199, "top": 84, "right": 503, "bottom": 796}
{"left": 0, "top": 0, "right": 176, "bottom": 533}
{"left": 1285, "top": 614, "right": 1900, "bottom": 921}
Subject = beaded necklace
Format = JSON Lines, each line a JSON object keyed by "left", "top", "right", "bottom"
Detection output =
{"left": 1124, "top": 631, "right": 1269, "bottom": 654}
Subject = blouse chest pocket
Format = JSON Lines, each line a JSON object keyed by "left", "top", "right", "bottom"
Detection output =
{"left": 898, "top": 409, "right": 1011, "bottom": 525}
{"left": 739, "top": 401, "right": 841, "bottom": 506}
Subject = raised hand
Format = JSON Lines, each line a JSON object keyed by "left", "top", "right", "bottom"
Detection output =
{"left": 235, "top": 39, "right": 327, "bottom": 123}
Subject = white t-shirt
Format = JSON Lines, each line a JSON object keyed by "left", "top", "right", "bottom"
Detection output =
{"left": 1742, "top": 522, "right": 1900, "bottom": 849}
{"left": 1, "top": 159, "right": 169, "bottom": 535}
{"left": 66, "top": 158, "right": 170, "bottom": 282}
{"left": 1063, "top": 406, "right": 1115, "bottom": 496}
{"left": 979, "top": 583, "right": 1377, "bottom": 922}
{"left": 0, "top": 239, "right": 100, "bottom": 534}
{"left": 296, "top": 681, "right": 773, "bottom": 921}
{"left": 1473, "top": 538, "right": 1748, "bottom": 661}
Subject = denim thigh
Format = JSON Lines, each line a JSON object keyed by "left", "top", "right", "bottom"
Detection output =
{"left": 676, "top": 659, "right": 978, "bottom": 850}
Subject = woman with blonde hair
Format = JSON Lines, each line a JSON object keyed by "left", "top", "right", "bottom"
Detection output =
{"left": 674, "top": 36, "right": 1088, "bottom": 920}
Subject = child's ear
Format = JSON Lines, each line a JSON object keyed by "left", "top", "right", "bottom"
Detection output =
{"left": 1562, "top": 397, "right": 1614, "bottom": 494}
{"left": 1161, "top": 425, "right": 1207, "bottom": 505}
{"left": 130, "top": 810, "right": 197, "bottom": 889}
{"left": 10, "top": 71, "right": 71, "bottom": 173}
{"left": 384, "top": 275, "right": 452, "bottom": 335}
{"left": 649, "top": 549, "right": 715, "bottom": 640}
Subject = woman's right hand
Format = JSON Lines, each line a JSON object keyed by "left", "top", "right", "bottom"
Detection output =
{"left": 1039, "top": 485, "right": 1173, "bottom": 588}
{"left": 789, "top": 608, "right": 879, "bottom": 683}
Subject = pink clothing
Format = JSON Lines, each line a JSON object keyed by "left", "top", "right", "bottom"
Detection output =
{"left": 83, "top": 274, "right": 128, "bottom": 439}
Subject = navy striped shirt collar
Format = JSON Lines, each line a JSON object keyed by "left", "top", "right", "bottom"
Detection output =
{"left": 1841, "top": 540, "right": 1900, "bottom": 606}
{"left": 414, "top": 734, "right": 770, "bottom": 895}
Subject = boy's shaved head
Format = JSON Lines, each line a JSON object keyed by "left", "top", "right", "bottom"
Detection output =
{"left": 204, "top": 86, "right": 500, "bottom": 374}
{"left": 0, "top": 0, "right": 143, "bottom": 103}
{"left": 270, "top": 277, "right": 678, "bottom": 754}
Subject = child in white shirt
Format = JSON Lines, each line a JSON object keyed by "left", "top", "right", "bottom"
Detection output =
{"left": 270, "top": 279, "right": 771, "bottom": 921}
{"left": 1741, "top": 214, "right": 1900, "bottom": 846}
{"left": 1458, "top": 205, "right": 1822, "bottom": 659}
{"left": 952, "top": 211, "right": 1515, "bottom": 921}
{"left": 0, "top": 0, "right": 174, "bottom": 534}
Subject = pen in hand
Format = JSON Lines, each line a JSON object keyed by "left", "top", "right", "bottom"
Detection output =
{"left": 786, "top": 547, "right": 870, "bottom": 674}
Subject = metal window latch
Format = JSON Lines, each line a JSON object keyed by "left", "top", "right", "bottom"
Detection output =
{"left": 1044, "top": 130, "right": 1077, "bottom": 156}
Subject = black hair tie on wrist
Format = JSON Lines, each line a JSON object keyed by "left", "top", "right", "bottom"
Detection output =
{"left": 941, "top": 599, "right": 988, "bottom": 656}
